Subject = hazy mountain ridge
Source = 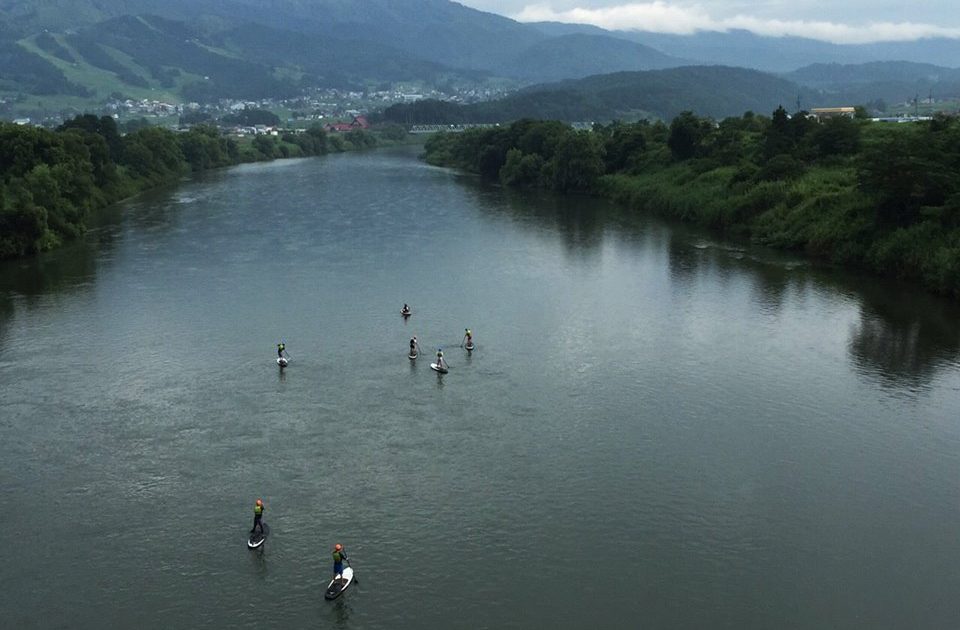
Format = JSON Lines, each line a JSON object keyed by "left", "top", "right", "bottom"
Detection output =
{"left": 531, "top": 23, "right": 960, "bottom": 73}
{"left": 786, "top": 61, "right": 960, "bottom": 109}
{"left": 512, "top": 65, "right": 823, "bottom": 120}
{"left": 384, "top": 65, "right": 824, "bottom": 123}
{"left": 500, "top": 33, "right": 681, "bottom": 81}
{"left": 787, "top": 61, "right": 960, "bottom": 86}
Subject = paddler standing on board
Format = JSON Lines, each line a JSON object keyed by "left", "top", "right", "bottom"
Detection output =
{"left": 332, "top": 543, "right": 349, "bottom": 579}
{"left": 251, "top": 498, "right": 265, "bottom": 535}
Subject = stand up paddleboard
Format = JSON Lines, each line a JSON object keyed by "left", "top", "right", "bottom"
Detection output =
{"left": 324, "top": 566, "right": 354, "bottom": 600}
{"left": 430, "top": 362, "right": 448, "bottom": 374}
{"left": 409, "top": 350, "right": 418, "bottom": 360}
{"left": 401, "top": 309, "right": 411, "bottom": 317}
{"left": 277, "top": 357, "right": 289, "bottom": 368}
{"left": 465, "top": 342, "right": 475, "bottom": 352}
{"left": 247, "top": 522, "right": 270, "bottom": 549}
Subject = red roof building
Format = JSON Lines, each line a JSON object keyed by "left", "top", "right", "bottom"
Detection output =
{"left": 326, "top": 115, "right": 371, "bottom": 132}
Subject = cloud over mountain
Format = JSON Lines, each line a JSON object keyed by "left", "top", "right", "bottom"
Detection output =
{"left": 511, "top": 2, "right": 960, "bottom": 44}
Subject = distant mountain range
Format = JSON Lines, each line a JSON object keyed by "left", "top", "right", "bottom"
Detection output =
{"left": 530, "top": 23, "right": 960, "bottom": 73}
{"left": 1, "top": 0, "right": 960, "bottom": 111}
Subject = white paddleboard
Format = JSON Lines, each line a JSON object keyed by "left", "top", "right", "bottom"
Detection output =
{"left": 409, "top": 351, "right": 418, "bottom": 360}
{"left": 277, "top": 357, "right": 288, "bottom": 367}
{"left": 465, "top": 343, "right": 474, "bottom": 352}
{"left": 247, "top": 522, "right": 269, "bottom": 549}
{"left": 430, "top": 362, "right": 448, "bottom": 374}
{"left": 324, "top": 566, "right": 354, "bottom": 600}
{"left": 401, "top": 309, "right": 411, "bottom": 317}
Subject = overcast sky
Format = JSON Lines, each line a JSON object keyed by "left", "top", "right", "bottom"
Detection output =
{"left": 458, "top": 1, "right": 960, "bottom": 44}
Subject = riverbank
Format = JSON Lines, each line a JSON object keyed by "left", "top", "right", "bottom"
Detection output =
{"left": 423, "top": 114, "right": 960, "bottom": 298}
{"left": 0, "top": 117, "right": 413, "bottom": 260}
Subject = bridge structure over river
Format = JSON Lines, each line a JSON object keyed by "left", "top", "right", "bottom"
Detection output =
{"left": 408, "top": 123, "right": 499, "bottom": 134}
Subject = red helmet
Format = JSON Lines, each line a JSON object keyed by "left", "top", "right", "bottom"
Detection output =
{"left": 334, "top": 543, "right": 342, "bottom": 551}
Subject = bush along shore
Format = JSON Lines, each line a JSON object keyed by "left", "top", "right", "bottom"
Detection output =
{"left": 0, "top": 116, "right": 402, "bottom": 259}
{"left": 424, "top": 110, "right": 960, "bottom": 298}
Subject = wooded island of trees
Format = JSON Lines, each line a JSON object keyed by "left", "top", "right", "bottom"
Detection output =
{"left": 424, "top": 110, "right": 960, "bottom": 297}
{"left": 0, "top": 117, "right": 382, "bottom": 259}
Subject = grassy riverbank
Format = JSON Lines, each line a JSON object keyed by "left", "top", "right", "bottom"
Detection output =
{"left": 424, "top": 113, "right": 960, "bottom": 297}
{"left": 0, "top": 117, "right": 404, "bottom": 259}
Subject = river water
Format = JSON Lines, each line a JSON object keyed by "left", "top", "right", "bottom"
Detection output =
{"left": 2, "top": 147, "right": 959, "bottom": 629}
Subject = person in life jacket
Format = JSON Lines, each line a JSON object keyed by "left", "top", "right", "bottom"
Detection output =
{"left": 402, "top": 303, "right": 411, "bottom": 315}
{"left": 410, "top": 336, "right": 419, "bottom": 355}
{"left": 462, "top": 328, "right": 473, "bottom": 347}
{"left": 332, "top": 543, "right": 349, "bottom": 578}
{"left": 277, "top": 342, "right": 286, "bottom": 359}
{"left": 436, "top": 348, "right": 445, "bottom": 369}
{"left": 251, "top": 499, "right": 265, "bottom": 535}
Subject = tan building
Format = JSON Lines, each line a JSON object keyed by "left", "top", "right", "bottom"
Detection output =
{"left": 810, "top": 107, "right": 856, "bottom": 121}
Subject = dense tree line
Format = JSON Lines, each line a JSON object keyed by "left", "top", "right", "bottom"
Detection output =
{"left": 0, "top": 116, "right": 384, "bottom": 259}
{"left": 424, "top": 110, "right": 960, "bottom": 297}
{"left": 221, "top": 108, "right": 282, "bottom": 127}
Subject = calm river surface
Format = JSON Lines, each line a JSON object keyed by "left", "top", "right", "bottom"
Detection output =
{"left": 2, "top": 147, "right": 960, "bottom": 629}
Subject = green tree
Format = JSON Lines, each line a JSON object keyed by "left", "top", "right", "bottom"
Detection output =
{"left": 763, "top": 105, "right": 793, "bottom": 159}
{"left": 121, "top": 127, "right": 186, "bottom": 183}
{"left": 859, "top": 134, "right": 951, "bottom": 227}
{"left": 223, "top": 108, "right": 281, "bottom": 127}
{"left": 811, "top": 116, "right": 861, "bottom": 157}
{"left": 668, "top": 111, "right": 712, "bottom": 161}
{"left": 499, "top": 148, "right": 545, "bottom": 186}
{"left": 603, "top": 122, "right": 647, "bottom": 173}
{"left": 252, "top": 135, "right": 277, "bottom": 159}
{"left": 548, "top": 131, "right": 604, "bottom": 192}
{"left": 59, "top": 114, "right": 122, "bottom": 161}
{"left": 379, "top": 124, "right": 408, "bottom": 142}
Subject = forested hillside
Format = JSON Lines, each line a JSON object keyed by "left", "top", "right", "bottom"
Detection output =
{"left": 383, "top": 66, "right": 821, "bottom": 123}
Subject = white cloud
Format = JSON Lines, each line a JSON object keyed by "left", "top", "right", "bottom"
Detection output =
{"left": 511, "top": 2, "right": 960, "bottom": 44}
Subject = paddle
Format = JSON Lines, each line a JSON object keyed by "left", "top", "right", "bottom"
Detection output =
{"left": 345, "top": 556, "right": 358, "bottom": 585}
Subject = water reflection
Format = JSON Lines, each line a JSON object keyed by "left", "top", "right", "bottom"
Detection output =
{"left": 0, "top": 235, "right": 105, "bottom": 353}
{"left": 849, "top": 282, "right": 960, "bottom": 387}
{"left": 0, "top": 292, "right": 12, "bottom": 353}
{"left": 459, "top": 176, "right": 960, "bottom": 389}
{"left": 672, "top": 231, "right": 960, "bottom": 387}
{"left": 0, "top": 237, "right": 101, "bottom": 299}
{"left": 330, "top": 598, "right": 354, "bottom": 626}
{"left": 465, "top": 180, "right": 606, "bottom": 260}
{"left": 0, "top": 182, "right": 188, "bottom": 352}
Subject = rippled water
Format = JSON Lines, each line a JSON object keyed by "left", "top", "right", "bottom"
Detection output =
{"left": 2, "top": 147, "right": 959, "bottom": 628}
